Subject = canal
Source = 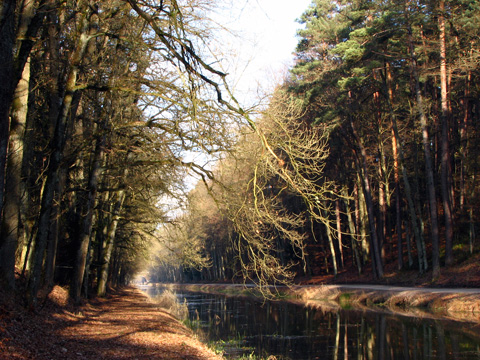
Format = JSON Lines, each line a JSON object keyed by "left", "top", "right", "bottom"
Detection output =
{"left": 145, "top": 286, "right": 480, "bottom": 359}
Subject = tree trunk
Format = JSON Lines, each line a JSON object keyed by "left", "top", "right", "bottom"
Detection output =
{"left": 40, "top": 7, "right": 62, "bottom": 288}
{"left": 391, "top": 124, "right": 403, "bottom": 270}
{"left": 72, "top": 132, "right": 106, "bottom": 302}
{"left": 343, "top": 189, "right": 362, "bottom": 274}
{"left": 355, "top": 176, "right": 369, "bottom": 264}
{"left": 16, "top": 93, "right": 35, "bottom": 273}
{"left": 350, "top": 118, "right": 383, "bottom": 278}
{"left": 459, "top": 70, "right": 471, "bottom": 212}
{"left": 44, "top": 165, "right": 67, "bottom": 287}
{"left": 406, "top": 10, "right": 441, "bottom": 278}
{"left": 323, "top": 215, "right": 338, "bottom": 277}
{"left": 377, "top": 148, "right": 386, "bottom": 262}
{"left": 97, "top": 190, "right": 126, "bottom": 297}
{"left": 469, "top": 197, "right": 475, "bottom": 254}
{"left": 438, "top": 0, "right": 454, "bottom": 266}
{"left": 385, "top": 61, "right": 423, "bottom": 271}
{"left": 319, "top": 203, "right": 337, "bottom": 276}
{"left": 373, "top": 80, "right": 387, "bottom": 262}
{"left": 27, "top": 2, "right": 93, "bottom": 307}
{"left": 0, "top": 55, "right": 30, "bottom": 289}
{"left": 335, "top": 198, "right": 344, "bottom": 268}
{"left": 0, "top": 0, "right": 47, "bottom": 219}
{"left": 405, "top": 221, "right": 413, "bottom": 268}
{"left": 0, "top": 0, "right": 18, "bottom": 220}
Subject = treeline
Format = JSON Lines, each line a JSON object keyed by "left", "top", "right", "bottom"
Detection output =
{"left": 152, "top": 0, "right": 480, "bottom": 286}
{"left": 0, "top": 0, "right": 241, "bottom": 307}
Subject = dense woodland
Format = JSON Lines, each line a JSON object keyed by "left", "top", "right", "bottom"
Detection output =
{"left": 0, "top": 0, "right": 246, "bottom": 306}
{"left": 1, "top": 0, "right": 480, "bottom": 307}
{"left": 150, "top": 0, "right": 480, "bottom": 287}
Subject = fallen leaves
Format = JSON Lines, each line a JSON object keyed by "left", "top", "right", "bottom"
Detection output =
{"left": 0, "top": 286, "right": 222, "bottom": 360}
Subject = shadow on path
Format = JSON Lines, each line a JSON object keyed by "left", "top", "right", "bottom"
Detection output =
{"left": 1, "top": 287, "right": 221, "bottom": 360}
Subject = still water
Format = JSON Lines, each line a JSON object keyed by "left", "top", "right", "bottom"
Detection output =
{"left": 146, "top": 287, "right": 480, "bottom": 359}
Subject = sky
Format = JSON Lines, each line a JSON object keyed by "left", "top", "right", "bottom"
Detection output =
{"left": 169, "top": 0, "right": 314, "bottom": 199}
{"left": 211, "top": 0, "right": 313, "bottom": 101}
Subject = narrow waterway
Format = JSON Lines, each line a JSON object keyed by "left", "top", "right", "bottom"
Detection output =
{"left": 145, "top": 286, "right": 480, "bottom": 359}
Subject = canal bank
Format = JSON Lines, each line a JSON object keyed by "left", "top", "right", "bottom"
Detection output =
{"left": 157, "top": 282, "right": 480, "bottom": 323}
{"left": 147, "top": 284, "right": 480, "bottom": 359}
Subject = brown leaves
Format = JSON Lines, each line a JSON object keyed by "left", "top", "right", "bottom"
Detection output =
{"left": 0, "top": 287, "right": 221, "bottom": 360}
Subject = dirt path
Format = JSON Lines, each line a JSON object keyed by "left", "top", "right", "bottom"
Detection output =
{"left": 0, "top": 287, "right": 222, "bottom": 360}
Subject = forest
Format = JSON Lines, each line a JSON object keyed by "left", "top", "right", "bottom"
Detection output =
{"left": 0, "top": 0, "right": 479, "bottom": 308}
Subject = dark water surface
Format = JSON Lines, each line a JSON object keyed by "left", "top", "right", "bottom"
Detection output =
{"left": 145, "top": 286, "right": 480, "bottom": 359}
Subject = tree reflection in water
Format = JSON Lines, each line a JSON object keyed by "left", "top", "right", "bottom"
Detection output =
{"left": 147, "top": 288, "right": 480, "bottom": 359}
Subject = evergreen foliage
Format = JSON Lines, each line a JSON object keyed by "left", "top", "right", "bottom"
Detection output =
{"left": 1, "top": 0, "right": 480, "bottom": 303}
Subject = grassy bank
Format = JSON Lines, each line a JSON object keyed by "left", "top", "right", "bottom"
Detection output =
{"left": 157, "top": 282, "right": 480, "bottom": 323}
{"left": 290, "top": 285, "right": 480, "bottom": 322}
